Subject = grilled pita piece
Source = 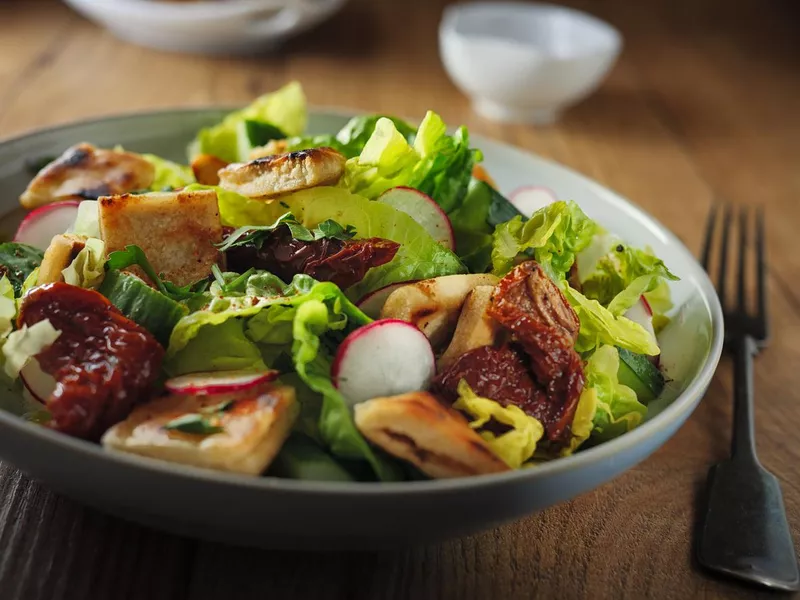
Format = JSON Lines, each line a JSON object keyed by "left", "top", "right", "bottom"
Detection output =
{"left": 20, "top": 143, "right": 155, "bottom": 209}
{"left": 190, "top": 154, "right": 229, "bottom": 186}
{"left": 218, "top": 147, "right": 346, "bottom": 199}
{"left": 37, "top": 234, "right": 87, "bottom": 285}
{"left": 99, "top": 189, "right": 222, "bottom": 286}
{"left": 438, "top": 285, "right": 501, "bottom": 369}
{"left": 379, "top": 274, "right": 499, "bottom": 348}
{"left": 354, "top": 391, "right": 509, "bottom": 479}
{"left": 102, "top": 385, "right": 297, "bottom": 475}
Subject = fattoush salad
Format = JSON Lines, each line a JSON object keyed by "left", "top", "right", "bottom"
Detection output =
{"left": 0, "top": 82, "right": 678, "bottom": 481}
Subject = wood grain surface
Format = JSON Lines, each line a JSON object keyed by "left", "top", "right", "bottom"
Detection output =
{"left": 1, "top": 0, "right": 799, "bottom": 598}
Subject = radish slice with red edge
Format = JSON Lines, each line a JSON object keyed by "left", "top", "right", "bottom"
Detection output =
{"left": 509, "top": 186, "right": 557, "bottom": 217}
{"left": 331, "top": 319, "right": 436, "bottom": 407}
{"left": 377, "top": 187, "right": 455, "bottom": 250}
{"left": 14, "top": 201, "right": 81, "bottom": 250}
{"left": 356, "top": 281, "right": 419, "bottom": 319}
{"left": 20, "top": 358, "right": 57, "bottom": 404}
{"left": 165, "top": 370, "right": 278, "bottom": 396}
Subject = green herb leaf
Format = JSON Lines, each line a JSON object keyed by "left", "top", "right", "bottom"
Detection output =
{"left": 218, "top": 213, "right": 358, "bottom": 252}
{"left": 313, "top": 219, "right": 357, "bottom": 241}
{"left": 106, "top": 245, "right": 212, "bottom": 302}
{"left": 163, "top": 414, "right": 224, "bottom": 435}
{"left": 284, "top": 220, "right": 315, "bottom": 242}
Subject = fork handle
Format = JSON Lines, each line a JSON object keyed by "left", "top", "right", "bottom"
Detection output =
{"left": 731, "top": 335, "right": 758, "bottom": 462}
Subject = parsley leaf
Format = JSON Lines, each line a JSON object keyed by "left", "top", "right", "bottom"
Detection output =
{"left": 217, "top": 214, "right": 357, "bottom": 252}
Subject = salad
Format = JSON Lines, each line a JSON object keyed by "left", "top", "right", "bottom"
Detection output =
{"left": 0, "top": 82, "right": 678, "bottom": 482}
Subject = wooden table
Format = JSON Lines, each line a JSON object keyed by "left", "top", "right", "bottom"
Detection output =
{"left": 1, "top": 0, "right": 799, "bottom": 598}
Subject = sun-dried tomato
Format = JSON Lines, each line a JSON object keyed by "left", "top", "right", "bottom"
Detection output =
{"left": 17, "top": 283, "right": 164, "bottom": 440}
{"left": 487, "top": 261, "right": 585, "bottom": 442}
{"left": 225, "top": 225, "right": 400, "bottom": 289}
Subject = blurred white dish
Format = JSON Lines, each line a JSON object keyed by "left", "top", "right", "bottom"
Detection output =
{"left": 439, "top": 1, "right": 622, "bottom": 125}
{"left": 63, "top": 0, "right": 348, "bottom": 55}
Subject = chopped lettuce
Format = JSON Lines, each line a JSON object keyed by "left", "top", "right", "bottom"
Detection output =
{"left": 0, "top": 276, "right": 15, "bottom": 339}
{"left": 453, "top": 380, "right": 544, "bottom": 469}
{"left": 166, "top": 318, "right": 266, "bottom": 376}
{"left": 563, "top": 285, "right": 660, "bottom": 356}
{"left": 2, "top": 320, "right": 61, "bottom": 379}
{"left": 580, "top": 345, "right": 647, "bottom": 442}
{"left": 342, "top": 111, "right": 479, "bottom": 214}
{"left": 491, "top": 201, "right": 597, "bottom": 280}
{"left": 581, "top": 241, "right": 679, "bottom": 316}
{"left": 142, "top": 154, "right": 195, "bottom": 190}
{"left": 188, "top": 81, "right": 307, "bottom": 163}
{"left": 202, "top": 184, "right": 467, "bottom": 299}
{"left": 62, "top": 237, "right": 105, "bottom": 289}
{"left": 69, "top": 201, "right": 100, "bottom": 239}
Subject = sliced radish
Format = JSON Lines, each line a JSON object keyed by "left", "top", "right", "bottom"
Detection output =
{"left": 331, "top": 319, "right": 436, "bottom": 407}
{"left": 624, "top": 296, "right": 657, "bottom": 348}
{"left": 509, "top": 186, "right": 557, "bottom": 217}
{"left": 165, "top": 370, "right": 278, "bottom": 396}
{"left": 14, "top": 201, "right": 81, "bottom": 250}
{"left": 356, "top": 281, "right": 419, "bottom": 319}
{"left": 20, "top": 358, "right": 57, "bottom": 404}
{"left": 377, "top": 187, "right": 455, "bottom": 250}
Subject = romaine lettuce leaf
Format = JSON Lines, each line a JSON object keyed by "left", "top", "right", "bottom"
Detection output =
{"left": 563, "top": 285, "right": 660, "bottom": 356}
{"left": 142, "top": 154, "right": 195, "bottom": 190}
{"left": 62, "top": 237, "right": 105, "bottom": 289}
{"left": 202, "top": 185, "right": 467, "bottom": 299}
{"left": 166, "top": 318, "right": 267, "bottom": 376}
{"left": 342, "top": 111, "right": 478, "bottom": 214}
{"left": 0, "top": 276, "right": 15, "bottom": 339}
{"left": 491, "top": 201, "right": 597, "bottom": 280}
{"left": 580, "top": 345, "right": 646, "bottom": 442}
{"left": 2, "top": 320, "right": 61, "bottom": 379}
{"left": 453, "top": 380, "right": 544, "bottom": 468}
{"left": 581, "top": 242, "right": 679, "bottom": 316}
{"left": 188, "top": 81, "right": 307, "bottom": 163}
{"left": 69, "top": 201, "right": 100, "bottom": 239}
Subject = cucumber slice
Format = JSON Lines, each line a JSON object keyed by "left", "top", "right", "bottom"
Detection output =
{"left": 99, "top": 270, "right": 188, "bottom": 346}
{"left": 236, "top": 119, "right": 286, "bottom": 161}
{"left": 617, "top": 347, "right": 665, "bottom": 404}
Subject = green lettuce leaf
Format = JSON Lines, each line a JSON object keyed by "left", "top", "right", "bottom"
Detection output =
{"left": 0, "top": 276, "right": 15, "bottom": 339}
{"left": 200, "top": 184, "right": 467, "bottom": 299}
{"left": 342, "top": 111, "right": 478, "bottom": 214}
{"left": 0, "top": 243, "right": 43, "bottom": 294}
{"left": 142, "top": 154, "right": 195, "bottom": 190}
{"left": 563, "top": 285, "right": 660, "bottom": 356}
{"left": 166, "top": 317, "right": 267, "bottom": 376}
{"left": 491, "top": 201, "right": 597, "bottom": 280}
{"left": 453, "top": 380, "right": 544, "bottom": 468}
{"left": 2, "top": 320, "right": 61, "bottom": 379}
{"left": 188, "top": 81, "right": 307, "bottom": 163}
{"left": 581, "top": 242, "right": 679, "bottom": 316}
{"left": 62, "top": 237, "right": 105, "bottom": 289}
{"left": 581, "top": 345, "right": 647, "bottom": 442}
{"left": 284, "top": 115, "right": 417, "bottom": 159}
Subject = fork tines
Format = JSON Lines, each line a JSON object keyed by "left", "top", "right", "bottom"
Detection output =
{"left": 700, "top": 203, "right": 768, "bottom": 344}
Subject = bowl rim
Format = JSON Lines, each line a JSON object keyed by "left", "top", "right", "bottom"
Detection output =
{"left": 0, "top": 106, "right": 724, "bottom": 497}
{"left": 440, "top": 1, "right": 623, "bottom": 61}
{"left": 64, "top": 0, "right": 320, "bottom": 22}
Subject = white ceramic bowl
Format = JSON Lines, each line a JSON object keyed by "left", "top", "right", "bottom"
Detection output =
{"left": 440, "top": 1, "right": 622, "bottom": 125}
{"left": 0, "top": 108, "right": 723, "bottom": 549}
{"left": 63, "top": 0, "right": 348, "bottom": 55}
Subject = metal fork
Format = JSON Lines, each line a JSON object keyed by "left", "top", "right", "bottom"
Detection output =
{"left": 696, "top": 204, "right": 799, "bottom": 591}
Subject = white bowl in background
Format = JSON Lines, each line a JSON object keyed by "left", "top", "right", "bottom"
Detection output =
{"left": 63, "top": 0, "right": 348, "bottom": 55}
{"left": 439, "top": 1, "right": 622, "bottom": 125}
